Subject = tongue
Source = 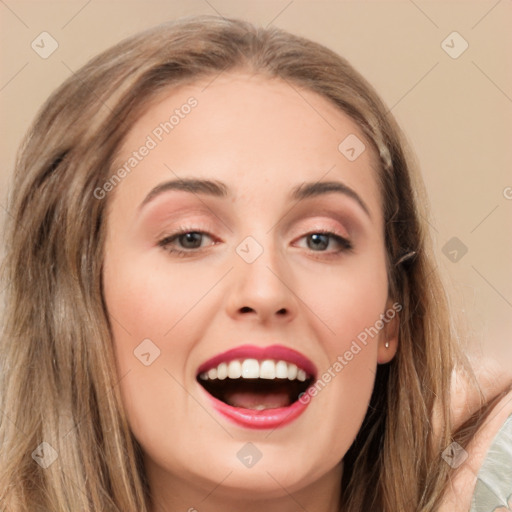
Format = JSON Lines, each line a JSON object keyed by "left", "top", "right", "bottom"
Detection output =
{"left": 224, "top": 390, "right": 291, "bottom": 410}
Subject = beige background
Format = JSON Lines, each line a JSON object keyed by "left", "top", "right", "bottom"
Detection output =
{"left": 1, "top": 1, "right": 511, "bottom": 369}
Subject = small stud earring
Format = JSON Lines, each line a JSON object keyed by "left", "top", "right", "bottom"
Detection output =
{"left": 385, "top": 341, "right": 390, "bottom": 349}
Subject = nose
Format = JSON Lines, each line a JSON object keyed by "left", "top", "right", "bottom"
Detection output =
{"left": 225, "top": 236, "right": 298, "bottom": 325}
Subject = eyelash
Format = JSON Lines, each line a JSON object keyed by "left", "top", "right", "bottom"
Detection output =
{"left": 157, "top": 225, "right": 353, "bottom": 259}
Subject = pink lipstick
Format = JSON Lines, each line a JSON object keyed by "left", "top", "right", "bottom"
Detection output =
{"left": 196, "top": 344, "right": 316, "bottom": 429}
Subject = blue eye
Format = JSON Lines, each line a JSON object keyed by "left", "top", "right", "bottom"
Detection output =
{"left": 158, "top": 229, "right": 353, "bottom": 258}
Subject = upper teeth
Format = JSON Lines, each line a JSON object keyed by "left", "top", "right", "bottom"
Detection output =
{"left": 199, "top": 359, "right": 308, "bottom": 382}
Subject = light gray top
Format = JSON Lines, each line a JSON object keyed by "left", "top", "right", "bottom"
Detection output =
{"left": 470, "top": 413, "right": 512, "bottom": 511}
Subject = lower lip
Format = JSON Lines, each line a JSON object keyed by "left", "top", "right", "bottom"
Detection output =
{"left": 200, "top": 388, "right": 311, "bottom": 429}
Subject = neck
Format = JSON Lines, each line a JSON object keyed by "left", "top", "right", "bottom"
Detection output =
{"left": 146, "top": 460, "right": 343, "bottom": 512}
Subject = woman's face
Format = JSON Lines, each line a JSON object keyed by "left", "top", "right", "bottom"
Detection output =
{"left": 103, "top": 72, "right": 398, "bottom": 504}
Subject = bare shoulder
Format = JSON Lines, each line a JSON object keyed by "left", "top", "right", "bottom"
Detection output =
{"left": 438, "top": 359, "right": 512, "bottom": 512}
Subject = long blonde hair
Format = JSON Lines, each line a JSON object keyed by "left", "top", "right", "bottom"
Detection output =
{"left": 0, "top": 15, "right": 490, "bottom": 511}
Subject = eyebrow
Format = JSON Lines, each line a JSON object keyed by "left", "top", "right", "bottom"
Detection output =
{"left": 290, "top": 180, "right": 370, "bottom": 217}
{"left": 139, "top": 178, "right": 229, "bottom": 210}
{"left": 138, "top": 178, "right": 370, "bottom": 217}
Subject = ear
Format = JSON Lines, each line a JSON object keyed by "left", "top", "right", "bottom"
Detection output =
{"left": 377, "top": 301, "right": 400, "bottom": 364}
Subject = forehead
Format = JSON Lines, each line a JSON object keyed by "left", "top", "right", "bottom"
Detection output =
{"left": 111, "top": 72, "right": 382, "bottom": 221}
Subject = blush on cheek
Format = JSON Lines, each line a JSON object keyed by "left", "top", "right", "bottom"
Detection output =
{"left": 104, "top": 261, "right": 175, "bottom": 337}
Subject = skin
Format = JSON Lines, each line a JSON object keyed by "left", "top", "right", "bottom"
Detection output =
{"left": 102, "top": 71, "right": 399, "bottom": 512}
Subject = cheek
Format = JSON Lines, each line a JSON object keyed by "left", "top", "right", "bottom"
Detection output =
{"left": 103, "top": 243, "right": 216, "bottom": 346}
{"left": 102, "top": 245, "right": 236, "bottom": 450}
{"left": 300, "top": 250, "right": 389, "bottom": 352}
{"left": 284, "top": 251, "right": 388, "bottom": 458}
{"left": 101, "top": 248, "right": 192, "bottom": 436}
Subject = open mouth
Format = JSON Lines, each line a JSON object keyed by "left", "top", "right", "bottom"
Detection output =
{"left": 197, "top": 359, "right": 314, "bottom": 410}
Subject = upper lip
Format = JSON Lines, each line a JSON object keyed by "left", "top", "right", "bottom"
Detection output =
{"left": 196, "top": 344, "right": 317, "bottom": 378}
